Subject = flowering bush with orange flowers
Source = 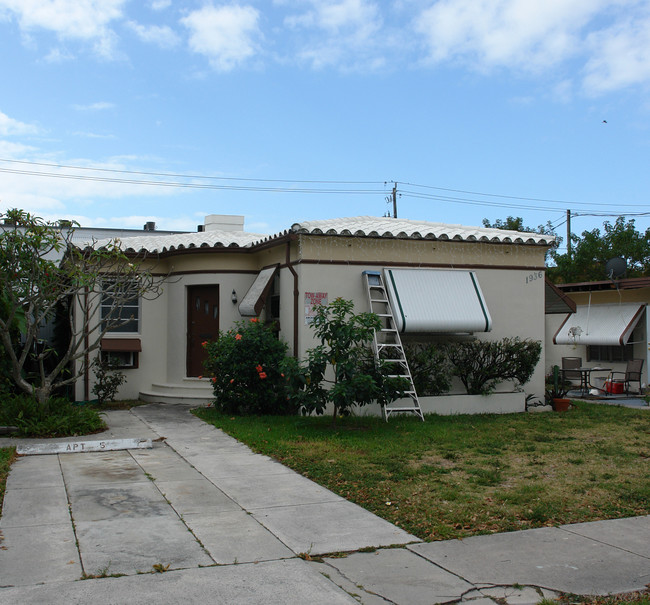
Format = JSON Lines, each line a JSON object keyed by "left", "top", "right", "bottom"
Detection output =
{"left": 202, "top": 318, "right": 297, "bottom": 415}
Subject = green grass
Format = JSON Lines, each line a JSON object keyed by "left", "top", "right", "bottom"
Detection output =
{"left": 0, "top": 447, "right": 17, "bottom": 516}
{"left": 194, "top": 401, "right": 650, "bottom": 541}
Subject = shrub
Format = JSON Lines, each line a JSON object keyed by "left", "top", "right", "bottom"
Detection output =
{"left": 287, "top": 298, "right": 408, "bottom": 422}
{"left": 91, "top": 357, "right": 127, "bottom": 405}
{"left": 404, "top": 343, "right": 452, "bottom": 396}
{"left": 203, "top": 318, "right": 297, "bottom": 415}
{"left": 446, "top": 337, "right": 542, "bottom": 395}
{"left": 0, "top": 394, "right": 105, "bottom": 437}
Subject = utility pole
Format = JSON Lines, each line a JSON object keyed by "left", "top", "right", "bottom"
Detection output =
{"left": 392, "top": 182, "right": 398, "bottom": 219}
{"left": 566, "top": 209, "right": 572, "bottom": 261}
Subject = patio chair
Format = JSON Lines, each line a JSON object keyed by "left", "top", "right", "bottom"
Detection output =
{"left": 561, "top": 357, "right": 582, "bottom": 384}
{"left": 608, "top": 359, "right": 645, "bottom": 395}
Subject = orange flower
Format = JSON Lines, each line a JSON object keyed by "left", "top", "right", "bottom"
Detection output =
{"left": 197, "top": 375, "right": 203, "bottom": 379}
{"left": 229, "top": 378, "right": 234, "bottom": 384}
{"left": 235, "top": 334, "right": 242, "bottom": 340}
{"left": 259, "top": 372, "right": 267, "bottom": 379}
{"left": 211, "top": 377, "right": 217, "bottom": 383}
{"left": 250, "top": 318, "right": 259, "bottom": 323}
{"left": 201, "top": 341, "right": 208, "bottom": 347}
{"left": 256, "top": 364, "right": 263, "bottom": 372}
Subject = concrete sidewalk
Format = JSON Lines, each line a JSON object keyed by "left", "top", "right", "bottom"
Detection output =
{"left": 1, "top": 403, "right": 648, "bottom": 604}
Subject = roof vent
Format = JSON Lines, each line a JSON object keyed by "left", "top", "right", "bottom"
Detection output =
{"left": 197, "top": 224, "right": 205, "bottom": 232}
{"left": 143, "top": 221, "right": 156, "bottom": 231}
{"left": 204, "top": 214, "right": 245, "bottom": 232}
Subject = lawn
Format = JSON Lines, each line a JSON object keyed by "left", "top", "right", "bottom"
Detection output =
{"left": 195, "top": 401, "right": 650, "bottom": 541}
{"left": 0, "top": 447, "right": 16, "bottom": 515}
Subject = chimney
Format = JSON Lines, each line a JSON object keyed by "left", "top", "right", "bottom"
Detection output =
{"left": 143, "top": 221, "right": 156, "bottom": 231}
{"left": 203, "top": 215, "right": 245, "bottom": 232}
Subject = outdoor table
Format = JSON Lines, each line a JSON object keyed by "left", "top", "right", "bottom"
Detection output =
{"left": 561, "top": 367, "right": 611, "bottom": 396}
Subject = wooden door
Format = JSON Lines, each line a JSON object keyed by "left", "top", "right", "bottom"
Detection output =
{"left": 187, "top": 285, "right": 219, "bottom": 377}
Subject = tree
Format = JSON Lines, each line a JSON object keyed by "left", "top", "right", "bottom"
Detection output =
{"left": 0, "top": 209, "right": 164, "bottom": 405}
{"left": 548, "top": 217, "right": 650, "bottom": 283}
{"left": 482, "top": 216, "right": 560, "bottom": 257}
{"left": 289, "top": 298, "right": 407, "bottom": 424}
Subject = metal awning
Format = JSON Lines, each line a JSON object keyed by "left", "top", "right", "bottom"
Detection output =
{"left": 553, "top": 303, "right": 646, "bottom": 346}
{"left": 383, "top": 268, "right": 492, "bottom": 333}
{"left": 545, "top": 278, "right": 576, "bottom": 314}
{"left": 100, "top": 338, "right": 142, "bottom": 352}
{"left": 238, "top": 265, "right": 279, "bottom": 317}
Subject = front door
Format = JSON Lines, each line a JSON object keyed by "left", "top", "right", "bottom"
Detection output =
{"left": 187, "top": 285, "right": 219, "bottom": 377}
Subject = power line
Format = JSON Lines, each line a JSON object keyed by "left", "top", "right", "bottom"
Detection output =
{"left": 0, "top": 158, "right": 382, "bottom": 186}
{"left": 1, "top": 158, "right": 647, "bottom": 217}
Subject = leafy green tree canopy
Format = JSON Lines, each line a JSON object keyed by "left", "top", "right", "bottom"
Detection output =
{"left": 0, "top": 208, "right": 164, "bottom": 404}
{"left": 548, "top": 217, "right": 650, "bottom": 283}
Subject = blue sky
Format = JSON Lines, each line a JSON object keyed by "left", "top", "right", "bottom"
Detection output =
{"left": 1, "top": 0, "right": 649, "bottom": 251}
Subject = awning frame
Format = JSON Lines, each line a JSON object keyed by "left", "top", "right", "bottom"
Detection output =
{"left": 238, "top": 264, "right": 279, "bottom": 317}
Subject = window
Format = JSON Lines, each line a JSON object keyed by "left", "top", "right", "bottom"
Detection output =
{"left": 586, "top": 344, "right": 634, "bottom": 363}
{"left": 101, "top": 351, "right": 139, "bottom": 369}
{"left": 101, "top": 279, "right": 140, "bottom": 333}
{"left": 100, "top": 337, "right": 141, "bottom": 369}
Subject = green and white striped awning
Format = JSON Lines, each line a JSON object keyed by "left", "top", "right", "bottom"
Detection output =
{"left": 383, "top": 268, "right": 492, "bottom": 334}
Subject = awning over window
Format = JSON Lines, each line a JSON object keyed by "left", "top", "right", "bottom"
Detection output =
{"left": 553, "top": 303, "right": 645, "bottom": 346}
{"left": 100, "top": 338, "right": 142, "bottom": 352}
{"left": 238, "top": 265, "right": 279, "bottom": 317}
{"left": 383, "top": 268, "right": 492, "bottom": 333}
{"left": 545, "top": 278, "right": 576, "bottom": 314}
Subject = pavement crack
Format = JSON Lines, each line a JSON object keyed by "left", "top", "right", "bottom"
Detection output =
{"left": 559, "top": 526, "right": 650, "bottom": 560}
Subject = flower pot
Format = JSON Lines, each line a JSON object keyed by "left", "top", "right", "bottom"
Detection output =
{"left": 553, "top": 398, "right": 572, "bottom": 412}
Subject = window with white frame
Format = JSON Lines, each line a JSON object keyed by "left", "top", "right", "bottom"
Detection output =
{"left": 101, "top": 279, "right": 140, "bottom": 334}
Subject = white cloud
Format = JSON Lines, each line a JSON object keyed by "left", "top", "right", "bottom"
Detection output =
{"left": 583, "top": 14, "right": 650, "bottom": 94}
{"left": 0, "top": 110, "right": 39, "bottom": 135}
{"left": 71, "top": 131, "right": 117, "bottom": 139}
{"left": 414, "top": 0, "right": 608, "bottom": 71}
{"left": 181, "top": 4, "right": 261, "bottom": 71}
{"left": 0, "top": 141, "right": 37, "bottom": 155}
{"left": 72, "top": 102, "right": 115, "bottom": 111}
{"left": 284, "top": 0, "right": 384, "bottom": 70}
{"left": 0, "top": 0, "right": 126, "bottom": 58}
{"left": 127, "top": 21, "right": 180, "bottom": 48}
{"left": 149, "top": 0, "right": 171, "bottom": 10}
{"left": 44, "top": 47, "right": 74, "bottom": 62}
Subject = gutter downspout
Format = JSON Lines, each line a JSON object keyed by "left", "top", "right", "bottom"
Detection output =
{"left": 83, "top": 286, "right": 90, "bottom": 401}
{"left": 286, "top": 239, "right": 299, "bottom": 357}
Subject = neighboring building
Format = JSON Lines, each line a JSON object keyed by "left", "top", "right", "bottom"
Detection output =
{"left": 76, "top": 215, "right": 553, "bottom": 406}
{"left": 546, "top": 277, "right": 649, "bottom": 392}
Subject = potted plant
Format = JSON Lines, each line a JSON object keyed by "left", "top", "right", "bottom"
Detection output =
{"left": 545, "top": 365, "right": 572, "bottom": 411}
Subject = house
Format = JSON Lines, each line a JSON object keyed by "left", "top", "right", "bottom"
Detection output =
{"left": 546, "top": 277, "right": 649, "bottom": 393}
{"left": 77, "top": 215, "right": 554, "bottom": 410}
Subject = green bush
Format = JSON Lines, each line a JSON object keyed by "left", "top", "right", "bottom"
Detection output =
{"left": 446, "top": 337, "right": 542, "bottom": 395}
{"left": 203, "top": 318, "right": 297, "bottom": 415}
{"left": 286, "top": 298, "right": 409, "bottom": 422}
{"left": 404, "top": 343, "right": 452, "bottom": 396}
{"left": 0, "top": 395, "right": 105, "bottom": 437}
{"left": 91, "top": 357, "right": 127, "bottom": 405}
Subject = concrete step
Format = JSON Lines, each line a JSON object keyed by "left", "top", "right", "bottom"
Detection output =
{"left": 139, "top": 380, "right": 214, "bottom": 405}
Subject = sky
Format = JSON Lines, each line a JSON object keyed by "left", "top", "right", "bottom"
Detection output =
{"left": 1, "top": 0, "right": 650, "bottom": 252}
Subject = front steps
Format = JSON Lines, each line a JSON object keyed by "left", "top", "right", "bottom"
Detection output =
{"left": 139, "top": 378, "right": 214, "bottom": 405}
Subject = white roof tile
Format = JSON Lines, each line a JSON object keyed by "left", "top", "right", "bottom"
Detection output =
{"left": 80, "top": 215, "right": 554, "bottom": 254}
{"left": 290, "top": 216, "right": 554, "bottom": 246}
{"left": 84, "top": 229, "right": 267, "bottom": 254}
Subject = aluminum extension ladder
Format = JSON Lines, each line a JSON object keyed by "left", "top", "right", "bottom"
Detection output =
{"left": 362, "top": 271, "right": 424, "bottom": 421}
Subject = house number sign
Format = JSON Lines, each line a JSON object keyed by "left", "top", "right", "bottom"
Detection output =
{"left": 525, "top": 271, "right": 543, "bottom": 284}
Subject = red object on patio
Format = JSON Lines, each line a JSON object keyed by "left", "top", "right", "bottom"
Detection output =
{"left": 604, "top": 380, "right": 624, "bottom": 394}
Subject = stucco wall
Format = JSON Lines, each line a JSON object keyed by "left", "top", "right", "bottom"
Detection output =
{"left": 292, "top": 236, "right": 547, "bottom": 400}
